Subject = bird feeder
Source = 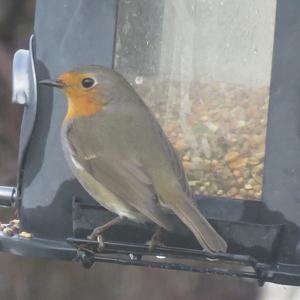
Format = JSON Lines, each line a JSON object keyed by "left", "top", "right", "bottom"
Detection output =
{"left": 0, "top": 0, "right": 300, "bottom": 286}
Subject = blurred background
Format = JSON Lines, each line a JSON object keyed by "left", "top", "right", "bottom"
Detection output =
{"left": 0, "top": 0, "right": 298, "bottom": 299}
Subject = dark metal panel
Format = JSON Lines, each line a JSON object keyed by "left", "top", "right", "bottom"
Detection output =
{"left": 19, "top": 0, "right": 119, "bottom": 239}
{"left": 262, "top": 0, "right": 300, "bottom": 263}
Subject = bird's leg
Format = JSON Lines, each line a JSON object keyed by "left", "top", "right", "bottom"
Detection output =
{"left": 88, "top": 216, "right": 122, "bottom": 251}
{"left": 148, "top": 226, "right": 165, "bottom": 251}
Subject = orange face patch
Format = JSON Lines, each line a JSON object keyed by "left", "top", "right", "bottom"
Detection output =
{"left": 63, "top": 88, "right": 102, "bottom": 121}
{"left": 58, "top": 72, "right": 103, "bottom": 122}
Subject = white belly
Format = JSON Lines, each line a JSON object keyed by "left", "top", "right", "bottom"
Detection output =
{"left": 70, "top": 157, "right": 142, "bottom": 221}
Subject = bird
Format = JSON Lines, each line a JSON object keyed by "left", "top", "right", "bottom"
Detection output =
{"left": 40, "top": 65, "right": 227, "bottom": 253}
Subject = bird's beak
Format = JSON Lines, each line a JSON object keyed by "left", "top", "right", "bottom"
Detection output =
{"left": 39, "top": 79, "right": 64, "bottom": 88}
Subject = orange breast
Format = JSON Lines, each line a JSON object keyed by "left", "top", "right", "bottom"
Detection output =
{"left": 64, "top": 88, "right": 102, "bottom": 122}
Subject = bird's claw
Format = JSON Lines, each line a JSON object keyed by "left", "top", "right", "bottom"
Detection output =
{"left": 147, "top": 230, "right": 165, "bottom": 251}
{"left": 87, "top": 230, "right": 105, "bottom": 252}
{"left": 96, "top": 235, "right": 105, "bottom": 252}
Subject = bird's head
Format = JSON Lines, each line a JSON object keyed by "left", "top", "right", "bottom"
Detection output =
{"left": 40, "top": 65, "right": 120, "bottom": 122}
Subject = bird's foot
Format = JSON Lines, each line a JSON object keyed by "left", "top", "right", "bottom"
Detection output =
{"left": 96, "top": 235, "right": 105, "bottom": 252}
{"left": 147, "top": 227, "right": 165, "bottom": 251}
{"left": 87, "top": 216, "right": 122, "bottom": 252}
{"left": 87, "top": 230, "right": 105, "bottom": 252}
{"left": 87, "top": 226, "right": 103, "bottom": 240}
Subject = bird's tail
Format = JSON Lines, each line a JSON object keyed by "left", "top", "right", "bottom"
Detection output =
{"left": 166, "top": 188, "right": 227, "bottom": 253}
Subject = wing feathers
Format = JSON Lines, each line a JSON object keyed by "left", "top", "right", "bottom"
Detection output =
{"left": 158, "top": 184, "right": 227, "bottom": 252}
{"left": 77, "top": 153, "right": 173, "bottom": 230}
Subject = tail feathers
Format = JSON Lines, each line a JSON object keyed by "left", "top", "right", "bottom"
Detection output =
{"left": 170, "top": 193, "right": 227, "bottom": 253}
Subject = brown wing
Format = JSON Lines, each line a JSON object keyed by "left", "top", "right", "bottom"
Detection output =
{"left": 70, "top": 148, "right": 173, "bottom": 231}
{"left": 155, "top": 121, "right": 192, "bottom": 198}
{"left": 139, "top": 110, "right": 227, "bottom": 252}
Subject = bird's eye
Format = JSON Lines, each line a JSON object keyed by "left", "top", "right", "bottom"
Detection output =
{"left": 81, "top": 77, "right": 95, "bottom": 88}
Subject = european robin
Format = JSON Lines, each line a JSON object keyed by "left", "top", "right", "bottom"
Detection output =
{"left": 40, "top": 65, "right": 227, "bottom": 253}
